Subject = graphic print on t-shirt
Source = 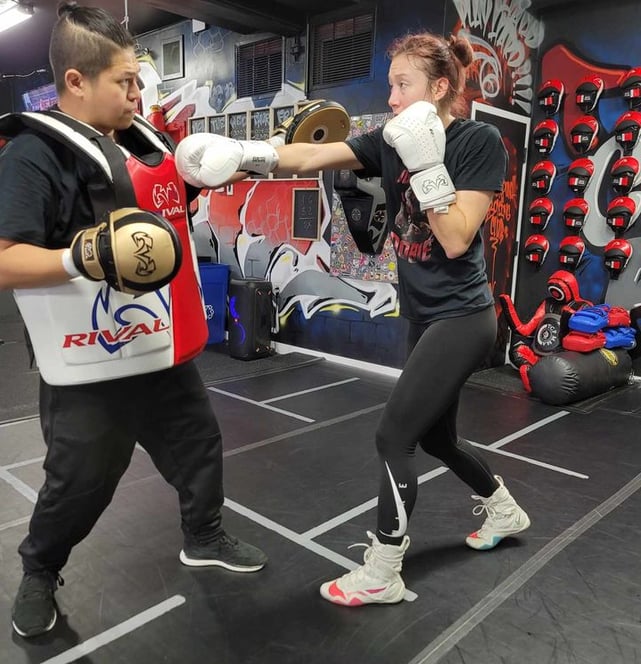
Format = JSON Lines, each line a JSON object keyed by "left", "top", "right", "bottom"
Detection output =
{"left": 390, "top": 170, "right": 434, "bottom": 263}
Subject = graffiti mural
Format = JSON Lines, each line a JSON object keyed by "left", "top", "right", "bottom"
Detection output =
{"left": 453, "top": 0, "right": 545, "bottom": 115}
{"left": 191, "top": 179, "right": 398, "bottom": 325}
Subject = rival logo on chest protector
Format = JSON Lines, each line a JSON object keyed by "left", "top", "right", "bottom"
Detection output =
{"left": 63, "top": 317, "right": 170, "bottom": 350}
{"left": 151, "top": 182, "right": 185, "bottom": 218}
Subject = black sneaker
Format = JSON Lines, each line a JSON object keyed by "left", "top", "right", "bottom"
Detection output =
{"left": 12, "top": 571, "right": 62, "bottom": 638}
{"left": 179, "top": 534, "right": 267, "bottom": 572}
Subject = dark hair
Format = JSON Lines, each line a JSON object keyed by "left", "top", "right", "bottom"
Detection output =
{"left": 387, "top": 32, "right": 474, "bottom": 114}
{"left": 50, "top": 1, "right": 135, "bottom": 95}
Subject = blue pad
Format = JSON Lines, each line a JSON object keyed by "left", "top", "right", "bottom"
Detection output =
{"left": 568, "top": 304, "right": 610, "bottom": 333}
{"left": 604, "top": 326, "right": 637, "bottom": 350}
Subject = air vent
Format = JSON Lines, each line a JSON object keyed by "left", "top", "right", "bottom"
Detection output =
{"left": 236, "top": 37, "right": 283, "bottom": 98}
{"left": 311, "top": 13, "right": 373, "bottom": 87}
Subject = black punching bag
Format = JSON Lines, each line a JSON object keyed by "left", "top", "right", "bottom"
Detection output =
{"left": 630, "top": 304, "right": 641, "bottom": 359}
{"left": 528, "top": 349, "right": 632, "bottom": 405}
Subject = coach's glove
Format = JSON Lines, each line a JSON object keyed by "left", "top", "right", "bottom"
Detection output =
{"left": 383, "top": 101, "right": 456, "bottom": 213}
{"left": 62, "top": 207, "right": 182, "bottom": 295}
{"left": 175, "top": 133, "right": 278, "bottom": 189}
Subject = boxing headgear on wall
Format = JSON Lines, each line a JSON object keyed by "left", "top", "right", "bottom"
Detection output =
{"left": 604, "top": 238, "right": 633, "bottom": 279}
{"left": 570, "top": 115, "right": 599, "bottom": 154}
{"left": 606, "top": 196, "right": 638, "bottom": 235}
{"left": 614, "top": 110, "right": 641, "bottom": 154}
{"left": 524, "top": 234, "right": 550, "bottom": 266}
{"left": 567, "top": 157, "right": 594, "bottom": 195}
{"left": 610, "top": 156, "right": 640, "bottom": 194}
{"left": 575, "top": 75, "right": 604, "bottom": 113}
{"left": 537, "top": 79, "right": 564, "bottom": 115}
{"left": 562, "top": 198, "right": 589, "bottom": 231}
{"left": 619, "top": 67, "right": 641, "bottom": 110}
{"left": 530, "top": 160, "right": 556, "bottom": 194}
{"left": 528, "top": 197, "right": 554, "bottom": 230}
{"left": 559, "top": 235, "right": 585, "bottom": 270}
{"left": 532, "top": 119, "right": 559, "bottom": 155}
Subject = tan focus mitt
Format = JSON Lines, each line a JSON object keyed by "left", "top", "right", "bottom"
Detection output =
{"left": 67, "top": 208, "right": 182, "bottom": 295}
{"left": 270, "top": 99, "right": 350, "bottom": 146}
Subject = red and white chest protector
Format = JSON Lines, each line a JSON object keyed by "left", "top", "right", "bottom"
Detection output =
{"left": 12, "top": 112, "right": 208, "bottom": 385}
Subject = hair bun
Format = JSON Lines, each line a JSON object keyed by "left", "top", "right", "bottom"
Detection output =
{"left": 447, "top": 35, "right": 474, "bottom": 69}
{"left": 57, "top": 1, "right": 78, "bottom": 18}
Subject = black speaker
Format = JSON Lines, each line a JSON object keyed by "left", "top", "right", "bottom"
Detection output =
{"left": 228, "top": 278, "right": 273, "bottom": 360}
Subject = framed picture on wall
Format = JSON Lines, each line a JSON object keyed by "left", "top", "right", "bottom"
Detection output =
{"left": 291, "top": 188, "right": 321, "bottom": 241}
{"left": 273, "top": 105, "right": 295, "bottom": 128}
{"left": 188, "top": 116, "right": 206, "bottom": 134}
{"left": 250, "top": 108, "right": 271, "bottom": 140}
{"left": 228, "top": 112, "right": 248, "bottom": 140}
{"left": 208, "top": 114, "right": 227, "bottom": 136}
{"left": 161, "top": 35, "right": 184, "bottom": 81}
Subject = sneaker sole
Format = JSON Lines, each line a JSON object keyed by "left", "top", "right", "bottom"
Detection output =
{"left": 465, "top": 513, "right": 531, "bottom": 551}
{"left": 12, "top": 609, "right": 57, "bottom": 638}
{"left": 319, "top": 581, "right": 406, "bottom": 606}
{"left": 179, "top": 549, "right": 266, "bottom": 572}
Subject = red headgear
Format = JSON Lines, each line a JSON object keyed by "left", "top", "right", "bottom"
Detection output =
{"left": 563, "top": 198, "right": 589, "bottom": 231}
{"left": 575, "top": 75, "right": 604, "bottom": 113}
{"left": 570, "top": 115, "right": 599, "bottom": 155}
{"left": 604, "top": 238, "right": 633, "bottom": 279}
{"left": 524, "top": 234, "right": 550, "bottom": 266}
{"left": 537, "top": 79, "right": 564, "bottom": 115}
{"left": 528, "top": 197, "right": 554, "bottom": 230}
{"left": 614, "top": 111, "right": 641, "bottom": 154}
{"left": 530, "top": 160, "right": 556, "bottom": 195}
{"left": 532, "top": 119, "right": 559, "bottom": 155}
{"left": 567, "top": 158, "right": 595, "bottom": 195}
{"left": 620, "top": 67, "right": 641, "bottom": 110}
{"left": 559, "top": 236, "right": 585, "bottom": 270}
{"left": 610, "top": 156, "right": 640, "bottom": 195}
{"left": 606, "top": 196, "right": 638, "bottom": 235}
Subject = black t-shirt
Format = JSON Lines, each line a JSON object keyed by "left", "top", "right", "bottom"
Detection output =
{"left": 0, "top": 117, "right": 189, "bottom": 250}
{"left": 347, "top": 119, "right": 507, "bottom": 323}
{"left": 0, "top": 129, "right": 99, "bottom": 249}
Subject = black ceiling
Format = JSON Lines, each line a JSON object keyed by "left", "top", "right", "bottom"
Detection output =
{"left": 0, "top": 0, "right": 367, "bottom": 76}
{"left": 0, "top": 0, "right": 589, "bottom": 78}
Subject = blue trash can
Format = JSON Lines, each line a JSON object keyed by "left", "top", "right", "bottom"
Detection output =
{"left": 198, "top": 262, "right": 230, "bottom": 344}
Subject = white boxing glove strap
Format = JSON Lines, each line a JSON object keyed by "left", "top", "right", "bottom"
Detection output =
{"left": 238, "top": 141, "right": 279, "bottom": 175}
{"left": 61, "top": 248, "right": 81, "bottom": 278}
{"left": 409, "top": 164, "right": 456, "bottom": 211}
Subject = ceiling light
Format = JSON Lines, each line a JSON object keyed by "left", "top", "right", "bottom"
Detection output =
{"left": 0, "top": 0, "right": 34, "bottom": 35}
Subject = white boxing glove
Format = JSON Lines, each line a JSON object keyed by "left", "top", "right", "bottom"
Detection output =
{"left": 175, "top": 133, "right": 279, "bottom": 189}
{"left": 383, "top": 101, "right": 456, "bottom": 213}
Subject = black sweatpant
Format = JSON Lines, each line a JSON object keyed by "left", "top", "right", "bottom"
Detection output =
{"left": 375, "top": 306, "right": 499, "bottom": 543}
{"left": 18, "top": 360, "right": 224, "bottom": 574}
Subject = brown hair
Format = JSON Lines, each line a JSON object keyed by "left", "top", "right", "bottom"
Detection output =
{"left": 50, "top": 1, "right": 135, "bottom": 95}
{"left": 387, "top": 32, "right": 474, "bottom": 115}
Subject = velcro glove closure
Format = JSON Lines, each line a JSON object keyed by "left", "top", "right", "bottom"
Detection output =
{"left": 238, "top": 141, "right": 279, "bottom": 176}
{"left": 409, "top": 163, "right": 457, "bottom": 212}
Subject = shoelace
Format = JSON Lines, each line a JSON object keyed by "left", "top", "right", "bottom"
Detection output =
{"left": 336, "top": 536, "right": 377, "bottom": 581}
{"left": 471, "top": 496, "right": 516, "bottom": 529}
{"left": 471, "top": 496, "right": 497, "bottom": 519}
{"left": 217, "top": 534, "right": 239, "bottom": 547}
{"left": 19, "top": 572, "right": 64, "bottom": 599}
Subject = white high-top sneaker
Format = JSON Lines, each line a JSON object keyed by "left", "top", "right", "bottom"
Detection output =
{"left": 466, "top": 476, "right": 530, "bottom": 550}
{"left": 320, "top": 531, "right": 410, "bottom": 606}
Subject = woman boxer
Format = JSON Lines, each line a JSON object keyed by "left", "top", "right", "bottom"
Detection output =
{"left": 176, "top": 30, "right": 530, "bottom": 607}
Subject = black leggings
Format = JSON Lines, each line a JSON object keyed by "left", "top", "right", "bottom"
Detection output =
{"left": 375, "top": 306, "right": 499, "bottom": 543}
